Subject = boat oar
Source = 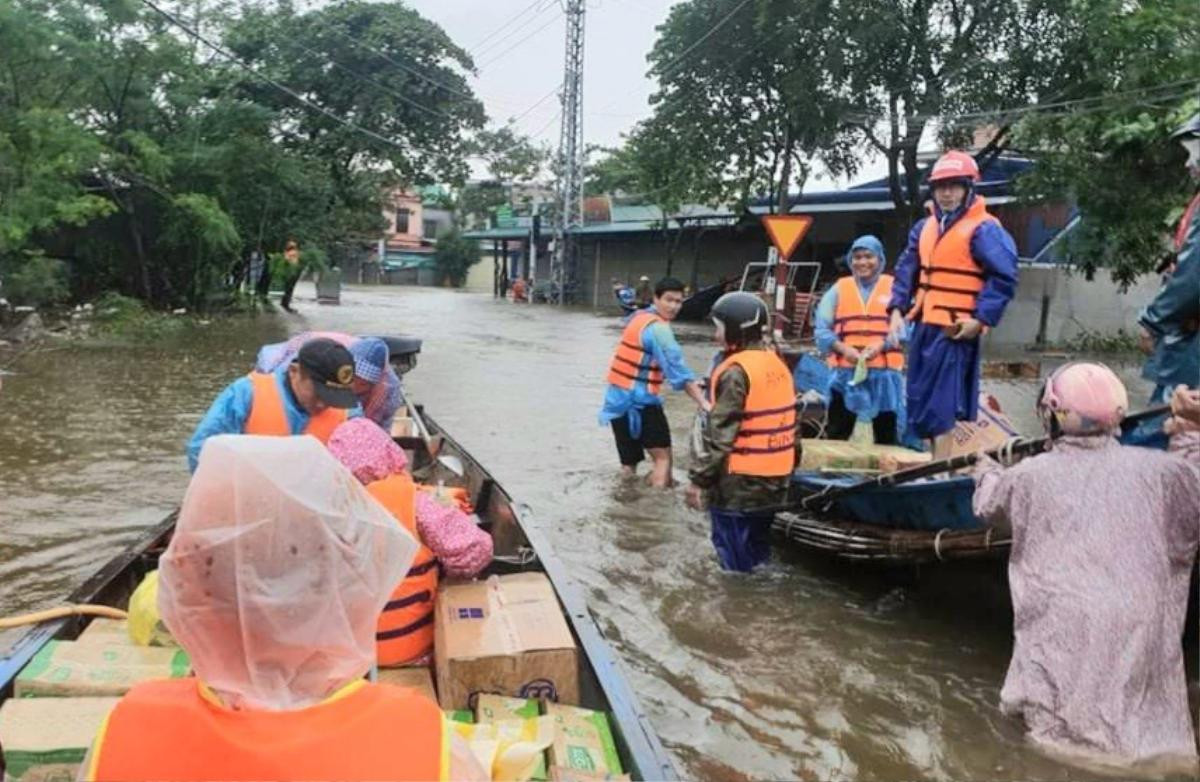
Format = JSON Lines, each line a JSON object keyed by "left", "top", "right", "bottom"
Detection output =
{"left": 751, "top": 403, "right": 1170, "bottom": 516}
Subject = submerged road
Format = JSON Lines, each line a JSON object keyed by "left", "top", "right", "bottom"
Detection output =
{"left": 0, "top": 284, "right": 1161, "bottom": 781}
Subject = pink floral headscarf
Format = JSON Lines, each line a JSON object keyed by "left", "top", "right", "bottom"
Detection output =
{"left": 327, "top": 418, "right": 408, "bottom": 484}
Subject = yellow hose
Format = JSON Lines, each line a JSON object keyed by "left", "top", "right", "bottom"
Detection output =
{"left": 0, "top": 604, "right": 128, "bottom": 630}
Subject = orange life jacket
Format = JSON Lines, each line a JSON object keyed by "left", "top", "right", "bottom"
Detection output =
{"left": 243, "top": 371, "right": 347, "bottom": 443}
{"left": 89, "top": 679, "right": 446, "bottom": 781}
{"left": 827, "top": 275, "right": 905, "bottom": 371}
{"left": 709, "top": 349, "right": 797, "bottom": 477}
{"left": 908, "top": 196, "right": 999, "bottom": 327}
{"left": 606, "top": 311, "right": 664, "bottom": 394}
{"left": 367, "top": 474, "right": 438, "bottom": 667}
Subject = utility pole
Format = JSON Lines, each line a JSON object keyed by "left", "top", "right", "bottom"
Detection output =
{"left": 553, "top": 0, "right": 585, "bottom": 306}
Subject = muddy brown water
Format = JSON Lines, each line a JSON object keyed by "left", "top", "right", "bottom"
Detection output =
{"left": 0, "top": 284, "right": 1175, "bottom": 781}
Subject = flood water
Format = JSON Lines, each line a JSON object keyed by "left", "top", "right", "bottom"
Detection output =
{"left": 0, "top": 284, "right": 1172, "bottom": 781}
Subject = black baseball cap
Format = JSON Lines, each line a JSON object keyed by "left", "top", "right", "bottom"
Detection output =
{"left": 295, "top": 338, "right": 358, "bottom": 408}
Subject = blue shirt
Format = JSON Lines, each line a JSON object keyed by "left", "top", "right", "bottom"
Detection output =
{"left": 186, "top": 367, "right": 361, "bottom": 472}
{"left": 887, "top": 197, "right": 1019, "bottom": 327}
{"left": 598, "top": 307, "right": 696, "bottom": 426}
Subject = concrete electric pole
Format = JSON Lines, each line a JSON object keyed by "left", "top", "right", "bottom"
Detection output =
{"left": 553, "top": 0, "right": 585, "bottom": 305}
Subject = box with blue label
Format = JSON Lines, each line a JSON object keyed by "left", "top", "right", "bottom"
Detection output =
{"left": 434, "top": 572, "right": 579, "bottom": 710}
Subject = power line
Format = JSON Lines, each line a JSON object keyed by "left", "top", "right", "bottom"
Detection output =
{"left": 469, "top": 0, "right": 549, "bottom": 53}
{"left": 136, "top": 0, "right": 405, "bottom": 152}
{"left": 286, "top": 37, "right": 460, "bottom": 121}
{"left": 477, "top": 10, "right": 565, "bottom": 69}
{"left": 320, "top": 28, "right": 480, "bottom": 107}
{"left": 654, "top": 0, "right": 753, "bottom": 79}
{"left": 472, "top": 2, "right": 561, "bottom": 60}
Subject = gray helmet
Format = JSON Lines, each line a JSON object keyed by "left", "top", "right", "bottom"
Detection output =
{"left": 1170, "top": 112, "right": 1200, "bottom": 141}
{"left": 711, "top": 291, "right": 768, "bottom": 345}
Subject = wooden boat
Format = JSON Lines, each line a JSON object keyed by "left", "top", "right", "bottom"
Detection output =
{"left": 0, "top": 357, "right": 678, "bottom": 779}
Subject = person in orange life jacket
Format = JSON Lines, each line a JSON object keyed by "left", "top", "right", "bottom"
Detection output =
{"left": 886, "top": 150, "right": 1018, "bottom": 458}
{"left": 185, "top": 338, "right": 361, "bottom": 472}
{"left": 813, "top": 235, "right": 907, "bottom": 444}
{"left": 327, "top": 418, "right": 492, "bottom": 667}
{"left": 82, "top": 435, "right": 487, "bottom": 782}
{"left": 686, "top": 292, "right": 798, "bottom": 572}
{"left": 600, "top": 277, "right": 710, "bottom": 487}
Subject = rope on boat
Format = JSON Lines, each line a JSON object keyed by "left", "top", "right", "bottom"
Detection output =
{"left": 0, "top": 604, "right": 128, "bottom": 630}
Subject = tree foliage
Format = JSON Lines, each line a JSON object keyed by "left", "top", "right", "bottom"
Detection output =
{"left": 0, "top": 0, "right": 484, "bottom": 308}
{"left": 1010, "top": 1, "right": 1200, "bottom": 283}
{"left": 630, "top": 0, "right": 1199, "bottom": 279}
{"left": 433, "top": 228, "right": 480, "bottom": 287}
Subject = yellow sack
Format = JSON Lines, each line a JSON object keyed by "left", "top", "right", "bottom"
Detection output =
{"left": 452, "top": 716, "right": 556, "bottom": 781}
{"left": 127, "top": 571, "right": 175, "bottom": 647}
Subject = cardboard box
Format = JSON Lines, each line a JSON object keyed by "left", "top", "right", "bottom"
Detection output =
{"left": 15, "top": 640, "right": 190, "bottom": 697}
{"left": 549, "top": 768, "right": 631, "bottom": 782}
{"left": 434, "top": 573, "right": 579, "bottom": 711}
{"left": 946, "top": 393, "right": 1020, "bottom": 459}
{"left": 377, "top": 666, "right": 438, "bottom": 703}
{"left": 476, "top": 694, "right": 546, "bottom": 780}
{"left": 0, "top": 696, "right": 119, "bottom": 781}
{"left": 75, "top": 618, "right": 131, "bottom": 647}
{"left": 800, "top": 440, "right": 930, "bottom": 473}
{"left": 545, "top": 703, "right": 623, "bottom": 777}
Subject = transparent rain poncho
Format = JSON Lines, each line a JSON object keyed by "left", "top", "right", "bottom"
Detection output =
{"left": 159, "top": 434, "right": 417, "bottom": 710}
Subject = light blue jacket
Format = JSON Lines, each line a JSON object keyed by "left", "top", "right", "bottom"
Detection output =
{"left": 598, "top": 306, "right": 696, "bottom": 435}
{"left": 186, "top": 366, "right": 361, "bottom": 472}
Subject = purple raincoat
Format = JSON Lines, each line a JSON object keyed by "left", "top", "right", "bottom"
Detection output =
{"left": 973, "top": 436, "right": 1200, "bottom": 769}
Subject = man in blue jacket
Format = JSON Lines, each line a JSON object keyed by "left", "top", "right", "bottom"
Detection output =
{"left": 599, "top": 277, "right": 709, "bottom": 487}
{"left": 887, "top": 151, "right": 1019, "bottom": 458}
{"left": 1138, "top": 113, "right": 1200, "bottom": 412}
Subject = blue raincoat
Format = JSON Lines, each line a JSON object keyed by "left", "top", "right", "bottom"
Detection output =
{"left": 888, "top": 193, "right": 1019, "bottom": 438}
{"left": 186, "top": 366, "right": 361, "bottom": 472}
{"left": 813, "top": 235, "right": 907, "bottom": 440}
{"left": 597, "top": 306, "right": 697, "bottom": 437}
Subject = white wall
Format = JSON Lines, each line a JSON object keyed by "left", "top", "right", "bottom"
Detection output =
{"left": 986, "top": 265, "right": 1160, "bottom": 347}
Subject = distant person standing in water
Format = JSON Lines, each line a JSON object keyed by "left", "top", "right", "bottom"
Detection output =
{"left": 279, "top": 240, "right": 303, "bottom": 313}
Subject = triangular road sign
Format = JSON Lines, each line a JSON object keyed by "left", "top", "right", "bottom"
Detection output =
{"left": 762, "top": 215, "right": 813, "bottom": 261}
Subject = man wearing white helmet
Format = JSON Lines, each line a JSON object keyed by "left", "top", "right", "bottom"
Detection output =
{"left": 972, "top": 362, "right": 1200, "bottom": 772}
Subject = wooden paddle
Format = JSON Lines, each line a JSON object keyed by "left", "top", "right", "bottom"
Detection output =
{"left": 753, "top": 403, "right": 1170, "bottom": 516}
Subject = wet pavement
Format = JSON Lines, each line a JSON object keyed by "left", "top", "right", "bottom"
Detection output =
{"left": 0, "top": 283, "right": 1171, "bottom": 781}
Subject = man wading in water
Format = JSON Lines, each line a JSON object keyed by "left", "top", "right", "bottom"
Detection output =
{"left": 598, "top": 277, "right": 709, "bottom": 487}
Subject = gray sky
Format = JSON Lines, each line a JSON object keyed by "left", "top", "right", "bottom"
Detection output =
{"left": 403, "top": 0, "right": 678, "bottom": 158}
{"left": 299, "top": 0, "right": 884, "bottom": 190}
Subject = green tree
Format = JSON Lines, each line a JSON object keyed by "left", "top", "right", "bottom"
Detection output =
{"left": 433, "top": 228, "right": 480, "bottom": 287}
{"left": 1009, "top": 1, "right": 1200, "bottom": 283}
{"left": 472, "top": 125, "right": 550, "bottom": 183}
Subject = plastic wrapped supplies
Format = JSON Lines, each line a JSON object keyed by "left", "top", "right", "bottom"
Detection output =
{"left": 159, "top": 434, "right": 418, "bottom": 711}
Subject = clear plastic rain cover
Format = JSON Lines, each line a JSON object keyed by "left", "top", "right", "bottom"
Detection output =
{"left": 159, "top": 434, "right": 417, "bottom": 710}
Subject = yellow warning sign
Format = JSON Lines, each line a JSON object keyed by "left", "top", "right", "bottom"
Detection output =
{"left": 761, "top": 215, "right": 813, "bottom": 261}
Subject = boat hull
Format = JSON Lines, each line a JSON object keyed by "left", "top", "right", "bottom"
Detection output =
{"left": 0, "top": 410, "right": 678, "bottom": 781}
{"left": 792, "top": 471, "right": 984, "bottom": 532}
